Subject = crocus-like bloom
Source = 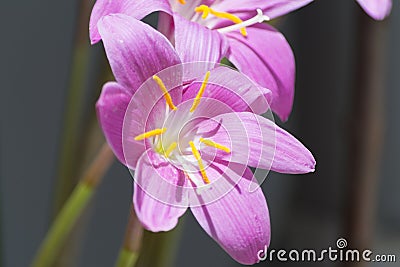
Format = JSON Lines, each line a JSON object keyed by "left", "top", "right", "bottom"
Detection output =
{"left": 96, "top": 13, "right": 315, "bottom": 265}
{"left": 90, "top": 0, "right": 314, "bottom": 121}
{"left": 356, "top": 0, "right": 392, "bottom": 20}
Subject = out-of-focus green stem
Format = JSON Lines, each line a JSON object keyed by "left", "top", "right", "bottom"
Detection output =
{"left": 53, "top": 1, "right": 111, "bottom": 264}
{"left": 135, "top": 224, "right": 183, "bottom": 267}
{"left": 31, "top": 143, "right": 114, "bottom": 267}
{"left": 32, "top": 182, "right": 92, "bottom": 267}
{"left": 53, "top": 46, "right": 89, "bottom": 210}
{"left": 53, "top": 0, "right": 94, "bottom": 214}
{"left": 115, "top": 208, "right": 144, "bottom": 267}
{"left": 116, "top": 248, "right": 139, "bottom": 267}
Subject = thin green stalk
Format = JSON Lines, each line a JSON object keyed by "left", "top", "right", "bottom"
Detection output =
{"left": 115, "top": 249, "right": 139, "bottom": 267}
{"left": 31, "top": 143, "right": 114, "bottom": 267}
{"left": 32, "top": 182, "right": 92, "bottom": 267}
{"left": 135, "top": 226, "right": 183, "bottom": 267}
{"left": 115, "top": 208, "right": 144, "bottom": 267}
{"left": 53, "top": 46, "right": 89, "bottom": 210}
{"left": 53, "top": 3, "right": 112, "bottom": 263}
{"left": 53, "top": 0, "right": 94, "bottom": 214}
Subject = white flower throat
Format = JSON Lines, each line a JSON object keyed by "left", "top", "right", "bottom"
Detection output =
{"left": 134, "top": 71, "right": 231, "bottom": 186}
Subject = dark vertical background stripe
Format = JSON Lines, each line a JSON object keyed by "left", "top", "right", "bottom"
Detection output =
{"left": 1, "top": 0, "right": 399, "bottom": 266}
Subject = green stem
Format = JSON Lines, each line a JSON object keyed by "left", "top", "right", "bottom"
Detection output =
{"left": 115, "top": 249, "right": 139, "bottom": 267}
{"left": 115, "top": 208, "right": 144, "bottom": 267}
{"left": 31, "top": 143, "right": 114, "bottom": 267}
{"left": 136, "top": 227, "right": 183, "bottom": 267}
{"left": 31, "top": 182, "right": 93, "bottom": 267}
{"left": 53, "top": 5, "right": 92, "bottom": 213}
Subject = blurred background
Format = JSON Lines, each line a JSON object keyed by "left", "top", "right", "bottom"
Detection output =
{"left": 1, "top": 0, "right": 399, "bottom": 266}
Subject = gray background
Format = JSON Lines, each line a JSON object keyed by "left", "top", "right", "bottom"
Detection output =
{"left": 1, "top": 0, "right": 399, "bottom": 266}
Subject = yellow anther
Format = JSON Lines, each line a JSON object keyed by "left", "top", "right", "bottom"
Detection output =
{"left": 190, "top": 71, "right": 210, "bottom": 112}
{"left": 153, "top": 75, "right": 177, "bottom": 110}
{"left": 189, "top": 141, "right": 210, "bottom": 184}
{"left": 199, "top": 138, "right": 231, "bottom": 153}
{"left": 195, "top": 5, "right": 247, "bottom": 36}
{"left": 134, "top": 128, "right": 167, "bottom": 141}
{"left": 164, "top": 142, "right": 178, "bottom": 157}
{"left": 178, "top": 0, "right": 186, "bottom": 4}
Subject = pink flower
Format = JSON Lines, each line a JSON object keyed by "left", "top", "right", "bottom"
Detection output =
{"left": 89, "top": 0, "right": 314, "bottom": 121}
{"left": 96, "top": 14, "right": 315, "bottom": 265}
{"left": 356, "top": 0, "right": 392, "bottom": 20}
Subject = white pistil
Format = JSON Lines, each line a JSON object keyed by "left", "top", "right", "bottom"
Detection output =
{"left": 217, "top": 9, "right": 270, "bottom": 34}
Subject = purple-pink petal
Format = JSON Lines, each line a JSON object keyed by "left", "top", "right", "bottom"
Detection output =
{"left": 133, "top": 150, "right": 188, "bottom": 232}
{"left": 157, "top": 12, "right": 175, "bottom": 41}
{"left": 226, "top": 24, "right": 295, "bottom": 121}
{"left": 174, "top": 14, "right": 229, "bottom": 64}
{"left": 182, "top": 66, "right": 271, "bottom": 115}
{"left": 199, "top": 112, "right": 316, "bottom": 174}
{"left": 190, "top": 164, "right": 270, "bottom": 265}
{"left": 210, "top": 0, "right": 313, "bottom": 27}
{"left": 96, "top": 82, "right": 135, "bottom": 165}
{"left": 97, "top": 14, "right": 181, "bottom": 93}
{"left": 356, "top": 0, "right": 392, "bottom": 20}
{"left": 170, "top": 0, "right": 216, "bottom": 21}
{"left": 89, "top": 0, "right": 172, "bottom": 44}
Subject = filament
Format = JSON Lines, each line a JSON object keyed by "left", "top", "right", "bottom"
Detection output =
{"left": 200, "top": 138, "right": 231, "bottom": 153}
{"left": 134, "top": 128, "right": 167, "bottom": 141}
{"left": 218, "top": 9, "right": 270, "bottom": 35}
{"left": 190, "top": 71, "right": 210, "bottom": 112}
{"left": 189, "top": 141, "right": 210, "bottom": 184}
{"left": 195, "top": 5, "right": 247, "bottom": 36}
{"left": 153, "top": 75, "right": 177, "bottom": 110}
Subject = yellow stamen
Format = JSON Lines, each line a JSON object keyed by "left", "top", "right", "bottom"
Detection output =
{"left": 134, "top": 128, "right": 167, "bottom": 141}
{"left": 164, "top": 142, "right": 178, "bottom": 157}
{"left": 189, "top": 141, "right": 210, "bottom": 184}
{"left": 153, "top": 75, "right": 177, "bottom": 110}
{"left": 190, "top": 71, "right": 210, "bottom": 112}
{"left": 195, "top": 5, "right": 247, "bottom": 36}
{"left": 199, "top": 138, "right": 231, "bottom": 153}
{"left": 178, "top": 0, "right": 186, "bottom": 4}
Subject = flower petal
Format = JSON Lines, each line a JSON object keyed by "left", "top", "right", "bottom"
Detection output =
{"left": 133, "top": 149, "right": 189, "bottom": 232}
{"left": 157, "top": 12, "right": 175, "bottom": 41}
{"left": 210, "top": 0, "right": 313, "bottom": 24}
{"left": 226, "top": 24, "right": 295, "bottom": 121}
{"left": 182, "top": 66, "right": 271, "bottom": 115}
{"left": 356, "top": 0, "right": 392, "bottom": 20}
{"left": 170, "top": 0, "right": 215, "bottom": 21}
{"left": 98, "top": 14, "right": 181, "bottom": 93}
{"left": 190, "top": 163, "right": 270, "bottom": 265}
{"left": 199, "top": 112, "right": 316, "bottom": 174}
{"left": 89, "top": 0, "right": 172, "bottom": 44}
{"left": 174, "top": 14, "right": 229, "bottom": 64}
{"left": 96, "top": 82, "right": 142, "bottom": 165}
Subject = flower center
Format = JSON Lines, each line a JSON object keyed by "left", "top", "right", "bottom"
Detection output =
{"left": 133, "top": 71, "right": 231, "bottom": 185}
